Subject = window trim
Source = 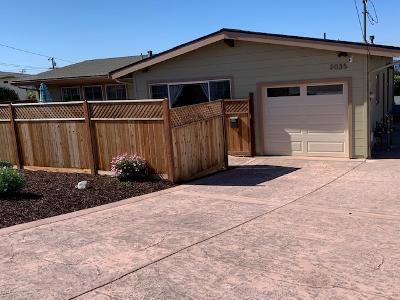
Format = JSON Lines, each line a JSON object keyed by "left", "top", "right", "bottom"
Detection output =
{"left": 61, "top": 86, "right": 81, "bottom": 101}
{"left": 105, "top": 83, "right": 128, "bottom": 100}
{"left": 148, "top": 78, "right": 232, "bottom": 108}
{"left": 83, "top": 85, "right": 104, "bottom": 101}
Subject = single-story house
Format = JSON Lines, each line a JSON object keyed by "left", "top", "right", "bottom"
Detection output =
{"left": 0, "top": 71, "right": 36, "bottom": 101}
{"left": 13, "top": 55, "right": 149, "bottom": 101}
{"left": 13, "top": 28, "right": 400, "bottom": 159}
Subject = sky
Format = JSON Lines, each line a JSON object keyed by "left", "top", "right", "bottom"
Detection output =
{"left": 0, "top": 0, "right": 398, "bottom": 74}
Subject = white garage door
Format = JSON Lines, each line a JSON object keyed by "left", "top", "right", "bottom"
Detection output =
{"left": 262, "top": 82, "right": 349, "bottom": 157}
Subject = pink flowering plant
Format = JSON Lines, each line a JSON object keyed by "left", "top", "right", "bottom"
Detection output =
{"left": 111, "top": 153, "right": 149, "bottom": 181}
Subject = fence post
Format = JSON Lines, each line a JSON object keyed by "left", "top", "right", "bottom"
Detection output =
{"left": 248, "top": 93, "right": 256, "bottom": 157}
{"left": 8, "top": 104, "right": 22, "bottom": 169}
{"left": 82, "top": 101, "right": 98, "bottom": 175}
{"left": 221, "top": 100, "right": 229, "bottom": 168}
{"left": 162, "top": 99, "right": 175, "bottom": 182}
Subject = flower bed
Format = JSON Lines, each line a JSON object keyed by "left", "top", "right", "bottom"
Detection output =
{"left": 0, "top": 170, "right": 175, "bottom": 229}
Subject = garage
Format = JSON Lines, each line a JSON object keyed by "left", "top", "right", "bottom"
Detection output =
{"left": 262, "top": 81, "right": 350, "bottom": 157}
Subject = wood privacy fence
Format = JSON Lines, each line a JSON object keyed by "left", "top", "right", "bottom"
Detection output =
{"left": 224, "top": 93, "right": 255, "bottom": 156}
{"left": 0, "top": 99, "right": 229, "bottom": 183}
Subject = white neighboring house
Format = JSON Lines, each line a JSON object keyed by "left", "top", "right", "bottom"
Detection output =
{"left": 0, "top": 71, "right": 36, "bottom": 101}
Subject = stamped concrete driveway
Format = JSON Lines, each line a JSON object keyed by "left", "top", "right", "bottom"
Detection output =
{"left": 1, "top": 157, "right": 400, "bottom": 299}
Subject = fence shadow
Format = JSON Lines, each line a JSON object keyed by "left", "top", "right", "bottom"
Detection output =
{"left": 189, "top": 165, "right": 299, "bottom": 186}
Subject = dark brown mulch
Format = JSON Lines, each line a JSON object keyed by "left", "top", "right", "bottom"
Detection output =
{"left": 0, "top": 170, "right": 175, "bottom": 229}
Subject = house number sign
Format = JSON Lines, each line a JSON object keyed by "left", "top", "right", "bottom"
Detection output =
{"left": 330, "top": 63, "right": 348, "bottom": 71}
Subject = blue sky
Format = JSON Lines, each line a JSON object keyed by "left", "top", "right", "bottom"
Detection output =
{"left": 1, "top": 0, "right": 398, "bottom": 74}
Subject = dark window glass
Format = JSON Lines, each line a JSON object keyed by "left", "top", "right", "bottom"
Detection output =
{"left": 106, "top": 85, "right": 127, "bottom": 100}
{"left": 210, "top": 80, "right": 231, "bottom": 100}
{"left": 84, "top": 86, "right": 103, "bottom": 100}
{"left": 307, "top": 84, "right": 343, "bottom": 95}
{"left": 267, "top": 87, "right": 300, "bottom": 97}
{"left": 170, "top": 83, "right": 209, "bottom": 108}
{"left": 62, "top": 87, "right": 81, "bottom": 101}
{"left": 3, "top": 81, "right": 8, "bottom": 84}
{"left": 150, "top": 84, "right": 168, "bottom": 99}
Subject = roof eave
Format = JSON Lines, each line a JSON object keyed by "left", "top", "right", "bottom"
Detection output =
{"left": 12, "top": 75, "right": 112, "bottom": 86}
{"left": 110, "top": 29, "right": 400, "bottom": 79}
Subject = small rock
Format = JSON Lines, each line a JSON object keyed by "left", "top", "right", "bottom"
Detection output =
{"left": 76, "top": 181, "right": 89, "bottom": 190}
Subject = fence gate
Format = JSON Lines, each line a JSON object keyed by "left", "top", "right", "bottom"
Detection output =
{"left": 224, "top": 93, "right": 255, "bottom": 156}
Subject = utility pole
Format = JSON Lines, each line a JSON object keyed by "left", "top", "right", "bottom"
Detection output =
{"left": 48, "top": 57, "right": 56, "bottom": 69}
{"left": 363, "top": 0, "right": 368, "bottom": 43}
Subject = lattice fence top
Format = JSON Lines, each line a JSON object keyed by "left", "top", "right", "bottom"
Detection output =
{"left": 0, "top": 105, "right": 9, "bottom": 120}
{"left": 224, "top": 99, "right": 249, "bottom": 114}
{"left": 14, "top": 103, "right": 84, "bottom": 120}
{"left": 170, "top": 101, "right": 223, "bottom": 128}
{"left": 90, "top": 101, "right": 163, "bottom": 120}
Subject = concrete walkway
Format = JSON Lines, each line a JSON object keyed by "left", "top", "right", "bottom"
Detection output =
{"left": 1, "top": 157, "right": 400, "bottom": 299}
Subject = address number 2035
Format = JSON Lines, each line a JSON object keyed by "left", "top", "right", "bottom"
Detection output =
{"left": 330, "top": 63, "right": 348, "bottom": 71}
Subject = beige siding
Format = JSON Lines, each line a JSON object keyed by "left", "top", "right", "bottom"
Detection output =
{"left": 132, "top": 40, "right": 369, "bottom": 157}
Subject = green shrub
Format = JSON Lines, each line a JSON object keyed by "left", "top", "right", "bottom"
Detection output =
{"left": 111, "top": 153, "right": 149, "bottom": 181}
{"left": 0, "top": 160, "right": 13, "bottom": 169}
{"left": 0, "top": 168, "right": 24, "bottom": 195}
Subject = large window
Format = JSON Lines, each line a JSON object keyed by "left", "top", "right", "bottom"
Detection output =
{"left": 84, "top": 86, "right": 103, "bottom": 100}
{"left": 149, "top": 79, "right": 231, "bottom": 108}
{"left": 62, "top": 87, "right": 81, "bottom": 101}
{"left": 106, "top": 84, "right": 127, "bottom": 100}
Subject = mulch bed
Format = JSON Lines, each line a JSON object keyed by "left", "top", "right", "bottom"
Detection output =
{"left": 0, "top": 170, "right": 175, "bottom": 229}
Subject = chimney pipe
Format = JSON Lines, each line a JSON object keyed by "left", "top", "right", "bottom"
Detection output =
{"left": 369, "top": 35, "right": 375, "bottom": 44}
{"left": 147, "top": 50, "right": 153, "bottom": 57}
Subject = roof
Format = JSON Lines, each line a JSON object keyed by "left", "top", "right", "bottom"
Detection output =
{"left": 110, "top": 28, "right": 400, "bottom": 79}
{"left": 13, "top": 55, "right": 146, "bottom": 85}
{"left": 0, "top": 71, "right": 29, "bottom": 79}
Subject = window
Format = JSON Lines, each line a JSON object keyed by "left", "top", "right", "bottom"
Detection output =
{"left": 149, "top": 79, "right": 231, "bottom": 108}
{"left": 210, "top": 80, "right": 231, "bottom": 100}
{"left": 62, "top": 87, "right": 81, "bottom": 101}
{"left": 84, "top": 86, "right": 103, "bottom": 100}
{"left": 307, "top": 84, "right": 343, "bottom": 95}
{"left": 150, "top": 84, "right": 169, "bottom": 99}
{"left": 267, "top": 87, "right": 300, "bottom": 97}
{"left": 106, "top": 84, "right": 127, "bottom": 100}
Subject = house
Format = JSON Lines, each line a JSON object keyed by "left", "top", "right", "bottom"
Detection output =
{"left": 0, "top": 72, "right": 36, "bottom": 101}
{"left": 13, "top": 28, "right": 400, "bottom": 159}
{"left": 13, "top": 55, "right": 148, "bottom": 101}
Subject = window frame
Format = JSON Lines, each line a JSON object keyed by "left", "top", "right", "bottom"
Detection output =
{"left": 266, "top": 86, "right": 301, "bottom": 98}
{"left": 148, "top": 78, "right": 232, "bottom": 108}
{"left": 105, "top": 83, "right": 128, "bottom": 100}
{"left": 61, "top": 86, "right": 81, "bottom": 102}
{"left": 306, "top": 84, "right": 344, "bottom": 96}
{"left": 83, "top": 85, "right": 104, "bottom": 101}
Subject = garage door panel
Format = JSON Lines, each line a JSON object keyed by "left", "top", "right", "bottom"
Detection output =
{"left": 268, "top": 141, "right": 303, "bottom": 153}
{"left": 307, "top": 142, "right": 345, "bottom": 153}
{"left": 263, "top": 82, "right": 349, "bottom": 158}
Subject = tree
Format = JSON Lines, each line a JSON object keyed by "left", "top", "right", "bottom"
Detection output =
{"left": 0, "top": 87, "right": 19, "bottom": 101}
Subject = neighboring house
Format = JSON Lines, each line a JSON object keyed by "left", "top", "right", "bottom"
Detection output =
{"left": 13, "top": 55, "right": 148, "bottom": 101}
{"left": 13, "top": 28, "right": 400, "bottom": 159}
{"left": 0, "top": 71, "right": 36, "bottom": 100}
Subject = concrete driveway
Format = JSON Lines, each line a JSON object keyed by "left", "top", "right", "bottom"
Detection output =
{"left": 1, "top": 157, "right": 400, "bottom": 299}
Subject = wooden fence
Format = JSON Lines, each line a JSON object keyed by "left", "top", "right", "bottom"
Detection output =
{"left": 224, "top": 93, "right": 255, "bottom": 156}
{"left": 0, "top": 99, "right": 228, "bottom": 183}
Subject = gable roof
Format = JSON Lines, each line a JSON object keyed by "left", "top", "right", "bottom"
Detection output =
{"left": 13, "top": 55, "right": 146, "bottom": 85}
{"left": 110, "top": 28, "right": 400, "bottom": 79}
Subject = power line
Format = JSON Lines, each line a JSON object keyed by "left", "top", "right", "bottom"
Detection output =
{"left": 353, "top": 0, "right": 364, "bottom": 41}
{"left": 366, "top": 0, "right": 378, "bottom": 25}
{"left": 0, "top": 42, "right": 76, "bottom": 64}
{"left": 0, "top": 61, "right": 49, "bottom": 70}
